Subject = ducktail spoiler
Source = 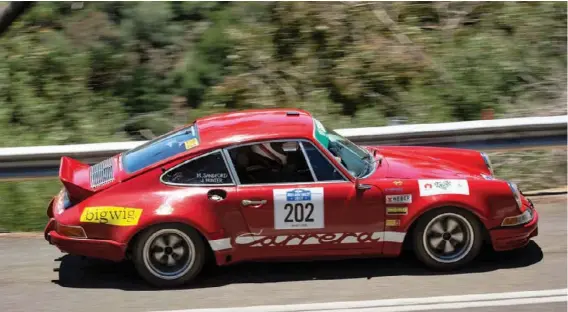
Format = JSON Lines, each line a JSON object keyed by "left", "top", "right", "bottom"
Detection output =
{"left": 58, "top": 156, "right": 94, "bottom": 201}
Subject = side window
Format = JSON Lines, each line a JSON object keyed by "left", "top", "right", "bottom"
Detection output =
{"left": 301, "top": 141, "right": 346, "bottom": 181}
{"left": 162, "top": 151, "right": 233, "bottom": 185}
{"left": 228, "top": 141, "right": 315, "bottom": 184}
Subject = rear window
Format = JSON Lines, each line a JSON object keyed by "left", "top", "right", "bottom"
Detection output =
{"left": 122, "top": 125, "right": 200, "bottom": 174}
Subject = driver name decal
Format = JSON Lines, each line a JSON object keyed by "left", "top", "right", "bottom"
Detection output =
{"left": 274, "top": 188, "right": 324, "bottom": 229}
{"left": 195, "top": 172, "right": 228, "bottom": 184}
{"left": 418, "top": 179, "right": 469, "bottom": 196}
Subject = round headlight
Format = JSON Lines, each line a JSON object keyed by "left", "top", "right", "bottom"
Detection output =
{"left": 480, "top": 152, "right": 494, "bottom": 175}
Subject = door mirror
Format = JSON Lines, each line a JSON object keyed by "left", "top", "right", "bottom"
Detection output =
{"left": 355, "top": 177, "right": 371, "bottom": 190}
{"left": 282, "top": 141, "right": 299, "bottom": 152}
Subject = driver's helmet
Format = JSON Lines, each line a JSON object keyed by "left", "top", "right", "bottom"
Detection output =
{"left": 251, "top": 142, "right": 287, "bottom": 166}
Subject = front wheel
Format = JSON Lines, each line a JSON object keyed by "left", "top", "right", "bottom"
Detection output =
{"left": 412, "top": 208, "right": 483, "bottom": 271}
{"left": 132, "top": 224, "right": 206, "bottom": 288}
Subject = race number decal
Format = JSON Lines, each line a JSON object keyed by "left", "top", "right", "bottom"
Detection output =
{"left": 274, "top": 188, "right": 324, "bottom": 230}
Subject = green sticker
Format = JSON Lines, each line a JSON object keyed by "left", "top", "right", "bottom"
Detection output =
{"left": 313, "top": 119, "right": 329, "bottom": 148}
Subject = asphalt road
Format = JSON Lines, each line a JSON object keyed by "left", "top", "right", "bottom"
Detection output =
{"left": 0, "top": 195, "right": 566, "bottom": 312}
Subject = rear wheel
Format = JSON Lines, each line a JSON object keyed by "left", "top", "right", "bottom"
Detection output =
{"left": 413, "top": 208, "right": 483, "bottom": 270}
{"left": 132, "top": 224, "right": 206, "bottom": 288}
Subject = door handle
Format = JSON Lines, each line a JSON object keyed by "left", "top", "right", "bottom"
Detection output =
{"left": 208, "top": 189, "right": 227, "bottom": 202}
{"left": 242, "top": 199, "right": 267, "bottom": 206}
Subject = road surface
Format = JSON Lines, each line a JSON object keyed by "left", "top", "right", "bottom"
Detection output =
{"left": 0, "top": 195, "right": 566, "bottom": 312}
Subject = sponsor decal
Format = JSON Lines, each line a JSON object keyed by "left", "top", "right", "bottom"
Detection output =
{"left": 235, "top": 232, "right": 385, "bottom": 247}
{"left": 418, "top": 179, "right": 469, "bottom": 196}
{"left": 386, "top": 194, "right": 412, "bottom": 204}
{"left": 385, "top": 219, "right": 400, "bottom": 227}
{"left": 481, "top": 174, "right": 493, "bottom": 180}
{"left": 80, "top": 206, "right": 143, "bottom": 226}
{"left": 313, "top": 119, "right": 330, "bottom": 148}
{"left": 183, "top": 138, "right": 199, "bottom": 150}
{"left": 393, "top": 180, "right": 403, "bottom": 186}
{"left": 386, "top": 206, "right": 408, "bottom": 215}
{"left": 274, "top": 188, "right": 324, "bottom": 229}
{"left": 385, "top": 187, "right": 404, "bottom": 192}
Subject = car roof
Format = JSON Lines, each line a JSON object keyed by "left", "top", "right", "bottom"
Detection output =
{"left": 194, "top": 108, "right": 316, "bottom": 150}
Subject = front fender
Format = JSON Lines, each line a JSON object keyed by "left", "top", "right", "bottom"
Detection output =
{"left": 399, "top": 179, "right": 516, "bottom": 233}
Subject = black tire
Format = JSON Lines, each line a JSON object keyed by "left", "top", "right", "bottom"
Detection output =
{"left": 412, "top": 207, "right": 483, "bottom": 271}
{"left": 132, "top": 223, "right": 206, "bottom": 288}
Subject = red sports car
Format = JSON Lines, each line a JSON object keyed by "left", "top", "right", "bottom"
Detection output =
{"left": 44, "top": 109, "right": 538, "bottom": 287}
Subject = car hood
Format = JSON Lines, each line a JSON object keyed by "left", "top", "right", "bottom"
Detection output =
{"left": 366, "top": 146, "right": 489, "bottom": 180}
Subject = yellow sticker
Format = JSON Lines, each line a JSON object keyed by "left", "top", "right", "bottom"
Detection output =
{"left": 386, "top": 206, "right": 408, "bottom": 215}
{"left": 386, "top": 219, "right": 400, "bottom": 227}
{"left": 80, "top": 207, "right": 143, "bottom": 226}
{"left": 184, "top": 138, "right": 199, "bottom": 150}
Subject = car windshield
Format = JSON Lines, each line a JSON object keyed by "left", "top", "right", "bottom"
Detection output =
{"left": 122, "top": 124, "right": 200, "bottom": 174}
{"left": 312, "top": 118, "right": 372, "bottom": 178}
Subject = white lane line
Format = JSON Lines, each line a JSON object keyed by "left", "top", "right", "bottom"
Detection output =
{"left": 322, "top": 296, "right": 568, "bottom": 312}
{"left": 150, "top": 289, "right": 567, "bottom": 312}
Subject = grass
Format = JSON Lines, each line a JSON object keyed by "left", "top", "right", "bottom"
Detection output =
{"left": 0, "top": 148, "right": 565, "bottom": 232}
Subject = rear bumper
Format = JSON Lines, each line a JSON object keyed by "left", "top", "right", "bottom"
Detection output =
{"left": 489, "top": 204, "right": 539, "bottom": 251}
{"left": 44, "top": 218, "right": 126, "bottom": 262}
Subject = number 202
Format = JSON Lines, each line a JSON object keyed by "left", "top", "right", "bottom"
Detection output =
{"left": 284, "top": 203, "right": 314, "bottom": 223}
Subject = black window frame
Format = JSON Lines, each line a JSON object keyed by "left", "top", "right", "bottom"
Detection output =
{"left": 222, "top": 138, "right": 349, "bottom": 186}
{"left": 299, "top": 140, "right": 349, "bottom": 183}
{"left": 160, "top": 149, "right": 236, "bottom": 186}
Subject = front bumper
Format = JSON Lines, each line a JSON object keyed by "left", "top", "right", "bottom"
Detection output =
{"left": 44, "top": 218, "right": 126, "bottom": 262}
{"left": 489, "top": 200, "right": 539, "bottom": 251}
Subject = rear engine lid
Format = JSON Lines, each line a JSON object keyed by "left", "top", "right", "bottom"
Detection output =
{"left": 59, "top": 156, "right": 118, "bottom": 203}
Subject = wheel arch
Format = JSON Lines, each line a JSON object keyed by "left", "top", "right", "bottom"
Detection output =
{"left": 124, "top": 220, "right": 215, "bottom": 262}
{"left": 402, "top": 204, "right": 492, "bottom": 251}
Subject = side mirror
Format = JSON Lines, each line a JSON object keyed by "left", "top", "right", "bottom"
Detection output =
{"left": 355, "top": 178, "right": 372, "bottom": 190}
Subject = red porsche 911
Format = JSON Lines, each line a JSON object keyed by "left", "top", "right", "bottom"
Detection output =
{"left": 44, "top": 108, "right": 538, "bottom": 287}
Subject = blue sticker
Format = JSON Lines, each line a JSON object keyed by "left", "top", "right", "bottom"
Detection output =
{"left": 286, "top": 189, "right": 312, "bottom": 201}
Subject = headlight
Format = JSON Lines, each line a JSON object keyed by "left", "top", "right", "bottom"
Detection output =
{"left": 480, "top": 152, "right": 494, "bottom": 175}
{"left": 508, "top": 181, "right": 523, "bottom": 209}
{"left": 501, "top": 209, "right": 533, "bottom": 226}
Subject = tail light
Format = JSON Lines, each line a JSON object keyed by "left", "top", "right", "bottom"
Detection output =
{"left": 56, "top": 223, "right": 87, "bottom": 239}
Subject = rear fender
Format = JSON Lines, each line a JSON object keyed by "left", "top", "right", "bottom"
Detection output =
{"left": 75, "top": 168, "right": 227, "bottom": 248}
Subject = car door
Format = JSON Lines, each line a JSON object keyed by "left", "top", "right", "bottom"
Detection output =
{"left": 223, "top": 139, "right": 385, "bottom": 259}
{"left": 159, "top": 150, "right": 248, "bottom": 246}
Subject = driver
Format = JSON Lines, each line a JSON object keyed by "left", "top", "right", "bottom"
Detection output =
{"left": 250, "top": 142, "right": 288, "bottom": 167}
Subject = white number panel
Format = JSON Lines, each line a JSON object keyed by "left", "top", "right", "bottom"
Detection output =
{"left": 274, "top": 187, "right": 324, "bottom": 230}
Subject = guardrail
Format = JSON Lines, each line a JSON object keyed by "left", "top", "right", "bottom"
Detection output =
{"left": 0, "top": 115, "right": 566, "bottom": 181}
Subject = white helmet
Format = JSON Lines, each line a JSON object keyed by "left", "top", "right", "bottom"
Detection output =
{"left": 251, "top": 143, "right": 287, "bottom": 165}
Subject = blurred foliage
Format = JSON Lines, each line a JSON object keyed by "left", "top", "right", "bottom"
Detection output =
{"left": 0, "top": 1, "right": 566, "bottom": 231}
{"left": 1, "top": 1, "right": 565, "bottom": 142}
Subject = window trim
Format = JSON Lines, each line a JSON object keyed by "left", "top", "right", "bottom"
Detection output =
{"left": 122, "top": 124, "right": 201, "bottom": 175}
{"left": 299, "top": 140, "right": 349, "bottom": 182}
{"left": 159, "top": 149, "right": 237, "bottom": 187}
{"left": 299, "top": 141, "right": 318, "bottom": 182}
{"left": 222, "top": 138, "right": 350, "bottom": 187}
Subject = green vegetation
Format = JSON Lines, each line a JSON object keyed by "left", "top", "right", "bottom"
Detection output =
{"left": 0, "top": 2, "right": 566, "bottom": 231}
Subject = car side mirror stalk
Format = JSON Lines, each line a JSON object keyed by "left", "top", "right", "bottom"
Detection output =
{"left": 355, "top": 178, "right": 372, "bottom": 191}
